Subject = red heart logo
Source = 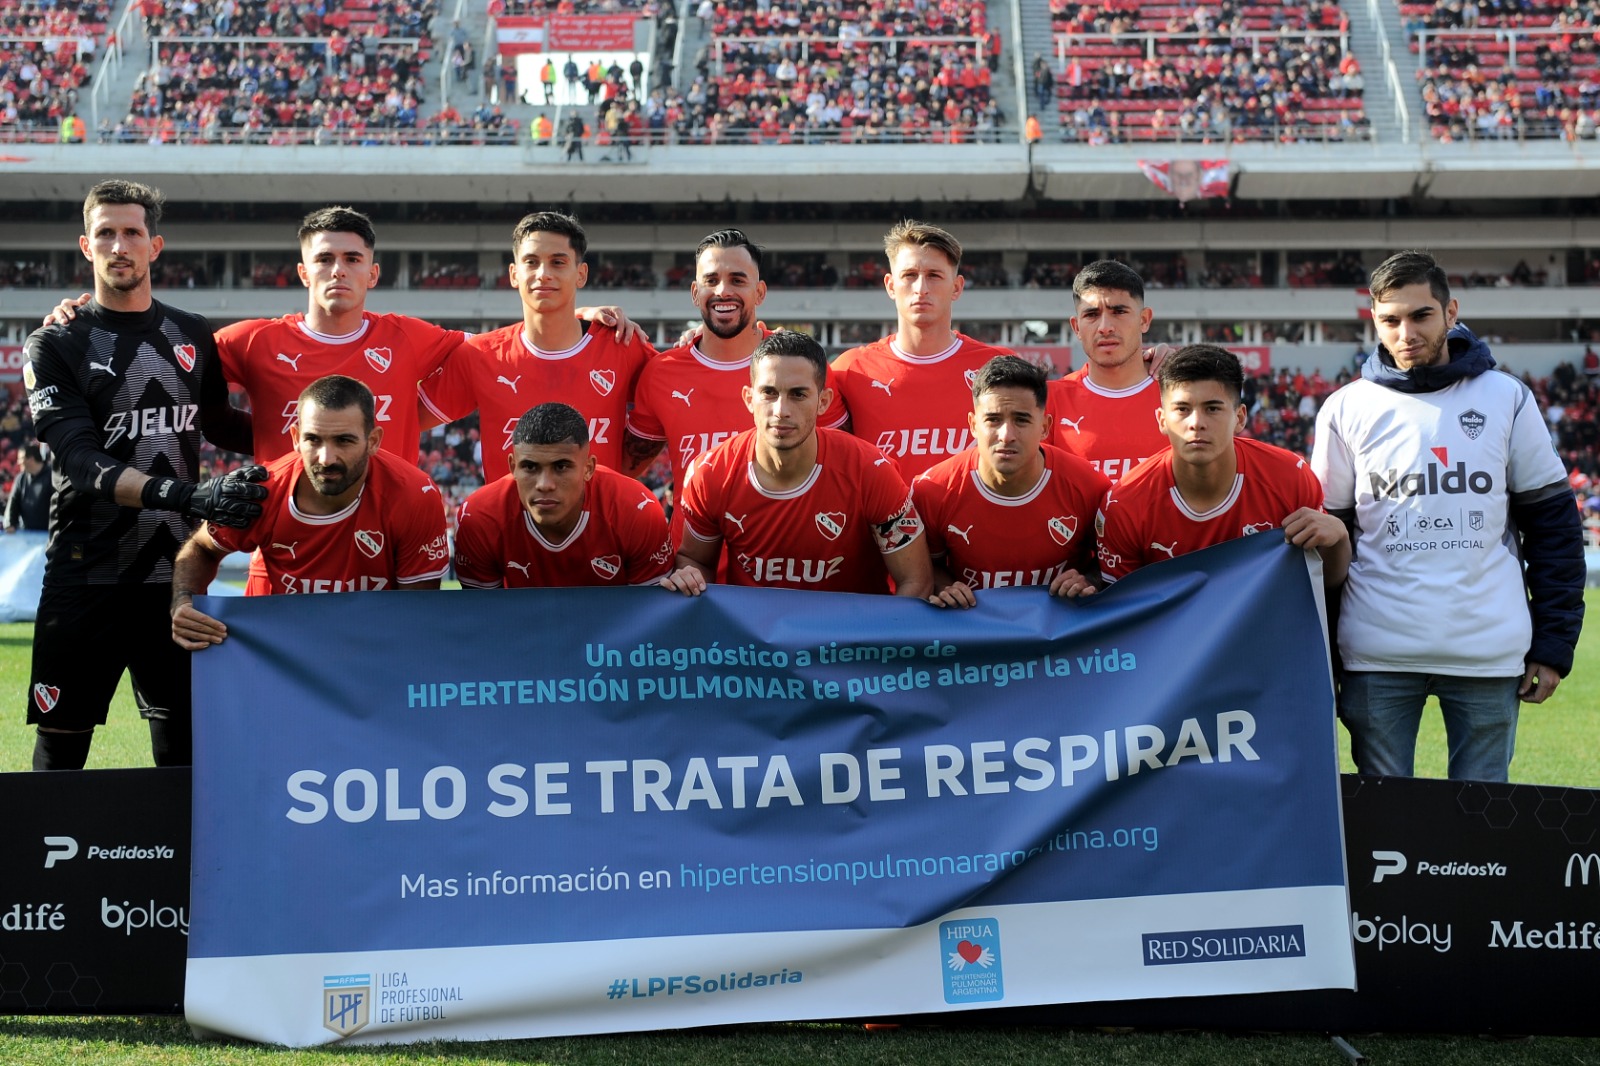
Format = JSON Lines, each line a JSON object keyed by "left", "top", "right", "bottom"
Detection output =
{"left": 33, "top": 683, "right": 60, "bottom": 713}
{"left": 957, "top": 940, "right": 982, "bottom": 963}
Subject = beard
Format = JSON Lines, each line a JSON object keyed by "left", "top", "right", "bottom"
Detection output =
{"left": 700, "top": 303, "right": 751, "bottom": 340}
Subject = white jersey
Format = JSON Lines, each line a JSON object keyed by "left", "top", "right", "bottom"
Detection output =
{"left": 1312, "top": 369, "right": 1567, "bottom": 677}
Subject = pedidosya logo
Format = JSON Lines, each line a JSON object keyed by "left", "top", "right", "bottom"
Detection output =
{"left": 323, "top": 974, "right": 371, "bottom": 1038}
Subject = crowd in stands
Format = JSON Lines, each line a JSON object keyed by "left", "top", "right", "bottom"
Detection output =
{"left": 1415, "top": 30, "right": 1600, "bottom": 140}
{"left": 1288, "top": 253, "right": 1368, "bottom": 286}
{"left": 1047, "top": 0, "right": 1367, "bottom": 142}
{"left": 141, "top": 0, "right": 434, "bottom": 41}
{"left": 0, "top": 0, "right": 101, "bottom": 139}
{"left": 0, "top": 260, "right": 52, "bottom": 287}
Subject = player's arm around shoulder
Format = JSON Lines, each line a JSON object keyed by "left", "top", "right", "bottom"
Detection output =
{"left": 171, "top": 524, "right": 233, "bottom": 651}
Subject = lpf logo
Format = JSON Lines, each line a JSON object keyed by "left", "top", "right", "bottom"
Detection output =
{"left": 323, "top": 974, "right": 371, "bottom": 1037}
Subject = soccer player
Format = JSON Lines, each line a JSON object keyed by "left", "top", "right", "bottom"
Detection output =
{"left": 420, "top": 211, "right": 656, "bottom": 478}
{"left": 170, "top": 375, "right": 449, "bottom": 650}
{"left": 622, "top": 228, "right": 847, "bottom": 545}
{"left": 455, "top": 402, "right": 672, "bottom": 588}
{"left": 914, "top": 356, "right": 1111, "bottom": 607}
{"left": 1096, "top": 344, "right": 1349, "bottom": 587}
{"left": 663, "top": 330, "right": 931, "bottom": 597}
{"left": 214, "top": 206, "right": 474, "bottom": 464}
{"left": 24, "top": 179, "right": 267, "bottom": 770}
{"left": 1313, "top": 251, "right": 1584, "bottom": 782}
{"left": 829, "top": 220, "right": 1014, "bottom": 479}
{"left": 1048, "top": 260, "right": 1171, "bottom": 484}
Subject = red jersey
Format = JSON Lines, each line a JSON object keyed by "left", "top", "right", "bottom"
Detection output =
{"left": 1096, "top": 436, "right": 1324, "bottom": 583}
{"left": 418, "top": 321, "right": 655, "bottom": 478}
{"left": 679, "top": 427, "right": 923, "bottom": 593}
{"left": 625, "top": 341, "right": 849, "bottom": 544}
{"left": 453, "top": 466, "right": 673, "bottom": 588}
{"left": 208, "top": 448, "right": 449, "bottom": 595}
{"left": 913, "top": 443, "right": 1110, "bottom": 589}
{"left": 1047, "top": 367, "right": 1168, "bottom": 484}
{"left": 830, "top": 333, "right": 1014, "bottom": 479}
{"left": 215, "top": 312, "right": 464, "bottom": 462}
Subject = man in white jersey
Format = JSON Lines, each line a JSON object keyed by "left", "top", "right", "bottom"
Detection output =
{"left": 1312, "top": 251, "right": 1584, "bottom": 782}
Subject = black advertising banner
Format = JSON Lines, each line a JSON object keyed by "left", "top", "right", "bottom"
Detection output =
{"left": 0, "top": 768, "right": 189, "bottom": 1014}
{"left": 1, "top": 769, "right": 1597, "bottom": 1033}
{"left": 957, "top": 774, "right": 1600, "bottom": 1036}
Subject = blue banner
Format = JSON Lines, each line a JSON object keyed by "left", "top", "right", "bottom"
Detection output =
{"left": 186, "top": 533, "right": 1354, "bottom": 1045}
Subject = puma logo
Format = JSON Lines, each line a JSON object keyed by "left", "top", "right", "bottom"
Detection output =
{"left": 724, "top": 512, "right": 748, "bottom": 534}
{"left": 272, "top": 541, "right": 298, "bottom": 558}
{"left": 637, "top": 498, "right": 651, "bottom": 510}
{"left": 946, "top": 523, "right": 973, "bottom": 544}
{"left": 276, "top": 353, "right": 303, "bottom": 371}
{"left": 1059, "top": 415, "right": 1084, "bottom": 434}
{"left": 506, "top": 560, "right": 531, "bottom": 577}
{"left": 89, "top": 360, "right": 117, "bottom": 376}
{"left": 871, "top": 378, "right": 894, "bottom": 396}
{"left": 496, "top": 375, "right": 521, "bottom": 392}
{"left": 93, "top": 461, "right": 115, "bottom": 490}
{"left": 671, "top": 388, "right": 695, "bottom": 406}
{"left": 1149, "top": 540, "right": 1177, "bottom": 559}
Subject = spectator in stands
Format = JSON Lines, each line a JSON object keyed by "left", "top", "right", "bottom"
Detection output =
{"left": 3, "top": 443, "right": 52, "bottom": 533}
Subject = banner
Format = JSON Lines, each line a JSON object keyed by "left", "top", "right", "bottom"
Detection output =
{"left": 494, "top": 16, "right": 546, "bottom": 55}
{"left": 1136, "top": 159, "right": 1230, "bottom": 203}
{"left": 0, "top": 768, "right": 190, "bottom": 1014}
{"left": 548, "top": 14, "right": 637, "bottom": 50}
{"left": 1, "top": 344, "right": 25, "bottom": 383}
{"left": 186, "top": 533, "right": 1353, "bottom": 1046}
{"left": 0, "top": 529, "right": 47, "bottom": 621}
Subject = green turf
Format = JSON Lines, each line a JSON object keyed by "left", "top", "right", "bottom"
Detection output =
{"left": 4, "top": 594, "right": 1599, "bottom": 1061}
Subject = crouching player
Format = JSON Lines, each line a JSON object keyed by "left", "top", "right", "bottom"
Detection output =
{"left": 1096, "top": 344, "right": 1349, "bottom": 585}
{"left": 170, "top": 375, "right": 448, "bottom": 648}
{"left": 913, "top": 355, "right": 1111, "bottom": 606}
{"left": 454, "top": 402, "right": 673, "bottom": 587}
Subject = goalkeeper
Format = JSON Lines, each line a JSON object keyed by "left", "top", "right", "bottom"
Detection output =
{"left": 21, "top": 178, "right": 268, "bottom": 770}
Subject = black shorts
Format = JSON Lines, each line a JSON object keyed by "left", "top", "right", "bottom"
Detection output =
{"left": 27, "top": 583, "right": 190, "bottom": 731}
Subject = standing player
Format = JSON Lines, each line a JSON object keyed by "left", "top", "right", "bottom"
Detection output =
{"left": 170, "top": 376, "right": 448, "bottom": 649}
{"left": 830, "top": 221, "right": 1014, "bottom": 479}
{"left": 455, "top": 402, "right": 672, "bottom": 588}
{"left": 215, "top": 207, "right": 472, "bottom": 464}
{"left": 622, "top": 229, "right": 847, "bottom": 544}
{"left": 664, "top": 330, "right": 931, "bottom": 597}
{"left": 914, "top": 356, "right": 1110, "bottom": 607}
{"left": 1048, "top": 260, "right": 1170, "bottom": 484}
{"left": 1096, "top": 345, "right": 1349, "bottom": 586}
{"left": 24, "top": 180, "right": 268, "bottom": 770}
{"left": 420, "top": 211, "right": 656, "bottom": 479}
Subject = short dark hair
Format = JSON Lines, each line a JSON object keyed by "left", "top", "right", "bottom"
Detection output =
{"left": 298, "top": 205, "right": 377, "bottom": 250}
{"left": 751, "top": 329, "right": 828, "bottom": 389}
{"left": 1156, "top": 345, "right": 1245, "bottom": 405}
{"left": 1369, "top": 250, "right": 1451, "bottom": 307}
{"left": 512, "top": 402, "right": 589, "bottom": 447}
{"left": 83, "top": 179, "right": 163, "bottom": 234}
{"left": 972, "top": 355, "right": 1047, "bottom": 408}
{"left": 1072, "top": 259, "right": 1145, "bottom": 305}
{"left": 884, "top": 219, "right": 962, "bottom": 270}
{"left": 22, "top": 442, "right": 44, "bottom": 464}
{"left": 299, "top": 374, "right": 376, "bottom": 432}
{"left": 511, "top": 211, "right": 587, "bottom": 258}
{"left": 696, "top": 229, "right": 763, "bottom": 276}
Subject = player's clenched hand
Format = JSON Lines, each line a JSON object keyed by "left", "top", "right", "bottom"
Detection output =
{"left": 42, "top": 292, "right": 91, "bottom": 327}
{"left": 171, "top": 598, "right": 228, "bottom": 651}
{"left": 927, "top": 582, "right": 977, "bottom": 609}
{"left": 1520, "top": 661, "right": 1562, "bottom": 704}
{"left": 1282, "top": 507, "right": 1348, "bottom": 550}
{"left": 659, "top": 566, "right": 707, "bottom": 596}
{"left": 1049, "top": 568, "right": 1098, "bottom": 598}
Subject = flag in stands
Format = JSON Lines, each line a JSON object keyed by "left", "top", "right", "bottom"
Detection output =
{"left": 495, "top": 16, "right": 546, "bottom": 55}
{"left": 1137, "top": 160, "right": 1230, "bottom": 203}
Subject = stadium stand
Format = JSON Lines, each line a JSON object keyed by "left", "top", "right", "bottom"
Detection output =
{"left": 0, "top": 0, "right": 106, "bottom": 140}
{"left": 1048, "top": 0, "right": 1368, "bottom": 141}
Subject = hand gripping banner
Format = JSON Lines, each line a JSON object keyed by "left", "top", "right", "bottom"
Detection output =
{"left": 186, "top": 532, "right": 1354, "bottom": 1045}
